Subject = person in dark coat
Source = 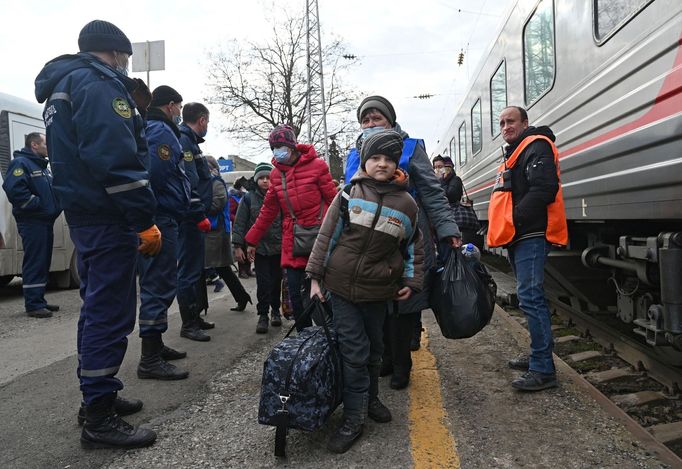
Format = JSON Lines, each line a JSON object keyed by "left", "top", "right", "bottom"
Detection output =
{"left": 233, "top": 162, "right": 283, "bottom": 333}
{"left": 433, "top": 155, "right": 463, "bottom": 204}
{"left": 2, "top": 133, "right": 61, "bottom": 318}
{"left": 204, "top": 156, "right": 252, "bottom": 313}
{"left": 435, "top": 155, "right": 482, "bottom": 250}
{"left": 351, "top": 96, "right": 461, "bottom": 390}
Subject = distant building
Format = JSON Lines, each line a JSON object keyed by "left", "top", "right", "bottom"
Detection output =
{"left": 228, "top": 154, "right": 257, "bottom": 171}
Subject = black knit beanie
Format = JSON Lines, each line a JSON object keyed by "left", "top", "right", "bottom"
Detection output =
{"left": 78, "top": 20, "right": 133, "bottom": 55}
{"left": 360, "top": 130, "right": 403, "bottom": 169}
{"left": 356, "top": 96, "right": 396, "bottom": 126}
{"left": 150, "top": 85, "right": 183, "bottom": 107}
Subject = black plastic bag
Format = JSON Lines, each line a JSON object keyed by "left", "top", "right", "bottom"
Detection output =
{"left": 429, "top": 249, "right": 497, "bottom": 339}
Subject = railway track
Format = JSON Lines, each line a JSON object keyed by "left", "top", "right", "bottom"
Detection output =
{"left": 484, "top": 258, "right": 682, "bottom": 468}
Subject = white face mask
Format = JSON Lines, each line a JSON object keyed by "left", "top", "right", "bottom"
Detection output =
{"left": 113, "top": 51, "right": 129, "bottom": 76}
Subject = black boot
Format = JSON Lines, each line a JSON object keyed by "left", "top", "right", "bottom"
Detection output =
{"left": 367, "top": 365, "right": 390, "bottom": 422}
{"left": 256, "top": 314, "right": 269, "bottom": 334}
{"left": 137, "top": 337, "right": 189, "bottom": 380}
{"left": 179, "top": 305, "right": 210, "bottom": 342}
{"left": 230, "top": 294, "right": 253, "bottom": 312}
{"left": 270, "top": 310, "right": 282, "bottom": 326}
{"left": 197, "top": 316, "right": 215, "bottom": 330}
{"left": 410, "top": 319, "right": 422, "bottom": 351}
{"left": 77, "top": 396, "right": 143, "bottom": 426}
{"left": 80, "top": 394, "right": 156, "bottom": 449}
{"left": 160, "top": 343, "right": 187, "bottom": 361}
{"left": 327, "top": 418, "right": 363, "bottom": 454}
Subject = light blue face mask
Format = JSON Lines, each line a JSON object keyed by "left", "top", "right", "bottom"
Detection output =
{"left": 273, "top": 147, "right": 290, "bottom": 163}
{"left": 173, "top": 115, "right": 182, "bottom": 125}
{"left": 362, "top": 126, "right": 386, "bottom": 140}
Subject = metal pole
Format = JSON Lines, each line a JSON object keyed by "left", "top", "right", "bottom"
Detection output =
{"left": 314, "top": 0, "right": 329, "bottom": 161}
{"left": 305, "top": 2, "right": 313, "bottom": 144}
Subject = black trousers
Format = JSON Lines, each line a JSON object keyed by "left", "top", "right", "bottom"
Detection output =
{"left": 254, "top": 253, "right": 282, "bottom": 316}
{"left": 382, "top": 311, "right": 419, "bottom": 377}
{"left": 216, "top": 265, "right": 250, "bottom": 305}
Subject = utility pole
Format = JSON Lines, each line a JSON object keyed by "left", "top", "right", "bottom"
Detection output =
{"left": 305, "top": 0, "right": 329, "bottom": 161}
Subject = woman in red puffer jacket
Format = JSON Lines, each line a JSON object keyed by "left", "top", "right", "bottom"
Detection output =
{"left": 246, "top": 125, "right": 337, "bottom": 330}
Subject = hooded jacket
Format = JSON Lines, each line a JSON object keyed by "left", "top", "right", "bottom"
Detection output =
{"left": 306, "top": 169, "right": 423, "bottom": 302}
{"left": 244, "top": 144, "right": 338, "bottom": 269}
{"left": 2, "top": 149, "right": 61, "bottom": 222}
{"left": 354, "top": 123, "right": 460, "bottom": 314}
{"left": 503, "top": 126, "right": 560, "bottom": 243}
{"left": 34, "top": 52, "right": 156, "bottom": 231}
{"left": 145, "top": 108, "right": 191, "bottom": 220}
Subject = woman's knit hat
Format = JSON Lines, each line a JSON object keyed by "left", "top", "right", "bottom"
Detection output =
{"left": 268, "top": 125, "right": 297, "bottom": 150}
{"left": 356, "top": 96, "right": 396, "bottom": 126}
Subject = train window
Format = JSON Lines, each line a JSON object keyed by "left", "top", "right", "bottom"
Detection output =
{"left": 593, "top": 0, "right": 653, "bottom": 43}
{"left": 523, "top": 0, "right": 555, "bottom": 106}
{"left": 458, "top": 122, "right": 467, "bottom": 166}
{"left": 490, "top": 60, "right": 507, "bottom": 138}
{"left": 471, "top": 99, "right": 482, "bottom": 156}
{"left": 449, "top": 137, "right": 456, "bottom": 163}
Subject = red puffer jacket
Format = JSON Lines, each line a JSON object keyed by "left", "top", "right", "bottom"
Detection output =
{"left": 245, "top": 144, "right": 338, "bottom": 269}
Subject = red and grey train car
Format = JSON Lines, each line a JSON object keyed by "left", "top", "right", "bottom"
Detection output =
{"left": 435, "top": 0, "right": 682, "bottom": 352}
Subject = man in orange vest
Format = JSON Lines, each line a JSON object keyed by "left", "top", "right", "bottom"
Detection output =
{"left": 489, "top": 106, "right": 568, "bottom": 391}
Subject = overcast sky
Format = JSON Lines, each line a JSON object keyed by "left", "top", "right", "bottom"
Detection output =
{"left": 2, "top": 0, "right": 513, "bottom": 163}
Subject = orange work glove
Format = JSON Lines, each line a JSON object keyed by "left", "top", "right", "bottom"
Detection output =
{"left": 197, "top": 218, "right": 211, "bottom": 233}
{"left": 138, "top": 225, "right": 162, "bottom": 256}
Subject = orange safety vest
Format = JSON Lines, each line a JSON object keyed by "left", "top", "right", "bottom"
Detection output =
{"left": 487, "top": 135, "right": 568, "bottom": 248}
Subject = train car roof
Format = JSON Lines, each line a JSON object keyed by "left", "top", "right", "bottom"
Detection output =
{"left": 0, "top": 92, "right": 43, "bottom": 119}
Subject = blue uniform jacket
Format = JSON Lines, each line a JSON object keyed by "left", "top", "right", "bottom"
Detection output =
{"left": 2, "top": 149, "right": 61, "bottom": 222}
{"left": 178, "top": 123, "right": 212, "bottom": 220}
{"left": 34, "top": 53, "right": 156, "bottom": 231}
{"left": 144, "top": 108, "right": 191, "bottom": 220}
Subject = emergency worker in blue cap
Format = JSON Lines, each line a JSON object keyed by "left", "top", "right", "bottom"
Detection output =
{"left": 35, "top": 19, "right": 160, "bottom": 449}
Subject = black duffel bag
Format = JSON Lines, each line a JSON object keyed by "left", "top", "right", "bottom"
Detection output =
{"left": 258, "top": 298, "right": 342, "bottom": 457}
{"left": 429, "top": 249, "right": 497, "bottom": 339}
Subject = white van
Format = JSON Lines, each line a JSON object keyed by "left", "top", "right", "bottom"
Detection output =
{"left": 0, "top": 92, "right": 78, "bottom": 287}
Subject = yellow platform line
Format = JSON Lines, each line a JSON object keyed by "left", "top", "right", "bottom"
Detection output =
{"left": 408, "top": 328, "right": 460, "bottom": 469}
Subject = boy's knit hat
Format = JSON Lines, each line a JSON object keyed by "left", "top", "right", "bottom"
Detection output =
{"left": 254, "top": 162, "right": 273, "bottom": 181}
{"left": 360, "top": 130, "right": 403, "bottom": 169}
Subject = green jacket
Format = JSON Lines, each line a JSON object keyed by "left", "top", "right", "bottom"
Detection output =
{"left": 232, "top": 187, "right": 282, "bottom": 256}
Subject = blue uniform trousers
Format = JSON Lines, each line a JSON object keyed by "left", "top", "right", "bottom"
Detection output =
{"left": 176, "top": 221, "right": 205, "bottom": 309}
{"left": 17, "top": 221, "right": 54, "bottom": 312}
{"left": 138, "top": 215, "right": 178, "bottom": 338}
{"left": 71, "top": 224, "right": 138, "bottom": 405}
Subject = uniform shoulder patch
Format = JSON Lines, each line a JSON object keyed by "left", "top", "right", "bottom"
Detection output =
{"left": 12, "top": 167, "right": 24, "bottom": 177}
{"left": 157, "top": 144, "right": 171, "bottom": 160}
{"left": 112, "top": 97, "right": 132, "bottom": 119}
{"left": 183, "top": 151, "right": 193, "bottom": 162}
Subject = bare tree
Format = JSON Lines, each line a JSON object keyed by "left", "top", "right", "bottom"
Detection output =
{"left": 205, "top": 12, "right": 360, "bottom": 157}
